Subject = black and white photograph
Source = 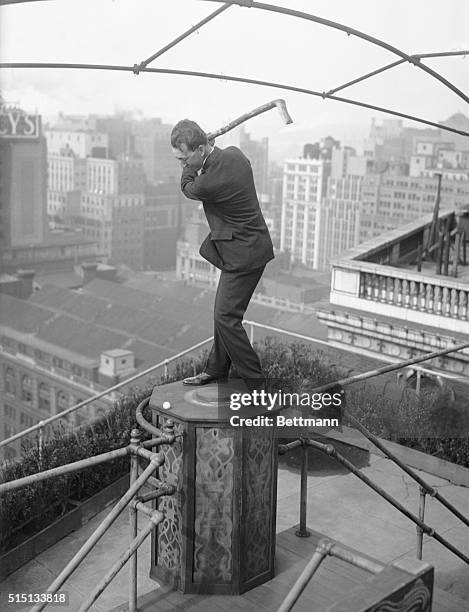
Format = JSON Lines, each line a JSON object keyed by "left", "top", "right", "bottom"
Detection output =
{"left": 0, "top": 1, "right": 468, "bottom": 610}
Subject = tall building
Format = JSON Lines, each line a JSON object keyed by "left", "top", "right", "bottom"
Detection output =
{"left": 280, "top": 144, "right": 333, "bottom": 268}
{"left": 0, "top": 101, "right": 99, "bottom": 274}
{"left": 238, "top": 125, "right": 269, "bottom": 197}
{"left": 176, "top": 206, "right": 220, "bottom": 287}
{"left": 67, "top": 192, "right": 145, "bottom": 269}
{"left": 144, "top": 182, "right": 180, "bottom": 270}
{"left": 218, "top": 124, "right": 269, "bottom": 197}
{"left": 0, "top": 102, "right": 48, "bottom": 248}
{"left": 316, "top": 175, "right": 364, "bottom": 271}
{"left": 45, "top": 128, "right": 108, "bottom": 158}
{"left": 409, "top": 140, "right": 469, "bottom": 180}
{"left": 359, "top": 173, "right": 469, "bottom": 243}
{"left": 131, "top": 117, "right": 178, "bottom": 185}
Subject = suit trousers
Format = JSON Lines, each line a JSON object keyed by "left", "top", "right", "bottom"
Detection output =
{"left": 205, "top": 265, "right": 265, "bottom": 380}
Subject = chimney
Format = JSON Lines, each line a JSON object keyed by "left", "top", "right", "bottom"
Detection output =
{"left": 16, "top": 269, "right": 35, "bottom": 298}
{"left": 82, "top": 262, "right": 99, "bottom": 284}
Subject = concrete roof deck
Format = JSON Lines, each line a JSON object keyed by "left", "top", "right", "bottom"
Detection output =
{"left": 2, "top": 444, "right": 468, "bottom": 612}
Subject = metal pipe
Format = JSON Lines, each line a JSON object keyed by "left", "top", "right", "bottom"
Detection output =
{"left": 134, "top": 3, "right": 231, "bottom": 72}
{"left": 328, "top": 543, "right": 384, "bottom": 574}
{"left": 30, "top": 458, "right": 162, "bottom": 612}
{"left": 1, "top": 63, "right": 467, "bottom": 138}
{"left": 38, "top": 423, "right": 44, "bottom": 468}
{"left": 278, "top": 439, "right": 302, "bottom": 455}
{"left": 77, "top": 509, "right": 164, "bottom": 612}
{"left": 277, "top": 537, "right": 384, "bottom": 612}
{"left": 0, "top": 446, "right": 129, "bottom": 494}
{"left": 343, "top": 411, "right": 469, "bottom": 529}
{"left": 416, "top": 486, "right": 426, "bottom": 560}
{"left": 0, "top": 335, "right": 213, "bottom": 449}
{"left": 277, "top": 540, "right": 332, "bottom": 612}
{"left": 135, "top": 397, "right": 166, "bottom": 438}
{"left": 415, "top": 50, "right": 469, "bottom": 59}
{"left": 307, "top": 439, "right": 469, "bottom": 565}
{"left": 142, "top": 434, "right": 179, "bottom": 448}
{"left": 295, "top": 440, "right": 310, "bottom": 538}
{"left": 244, "top": 321, "right": 469, "bottom": 384}
{"left": 202, "top": 1, "right": 469, "bottom": 103}
{"left": 306, "top": 340, "right": 469, "bottom": 394}
{"left": 133, "top": 500, "right": 162, "bottom": 518}
{"left": 129, "top": 429, "right": 141, "bottom": 612}
{"left": 137, "top": 483, "right": 176, "bottom": 503}
{"left": 326, "top": 59, "right": 405, "bottom": 96}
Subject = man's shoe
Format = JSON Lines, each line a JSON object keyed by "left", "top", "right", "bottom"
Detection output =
{"left": 182, "top": 372, "right": 221, "bottom": 386}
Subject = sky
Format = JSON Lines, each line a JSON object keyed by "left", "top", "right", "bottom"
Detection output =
{"left": 0, "top": 0, "right": 468, "bottom": 144}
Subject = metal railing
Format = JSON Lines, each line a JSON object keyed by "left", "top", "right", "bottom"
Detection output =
{"left": 0, "top": 335, "right": 213, "bottom": 455}
{"left": 277, "top": 537, "right": 385, "bottom": 612}
{"left": 0, "top": 399, "right": 175, "bottom": 612}
{"left": 278, "top": 433, "right": 469, "bottom": 568}
{"left": 1, "top": 321, "right": 469, "bottom": 609}
{"left": 2, "top": 319, "right": 468, "bottom": 457}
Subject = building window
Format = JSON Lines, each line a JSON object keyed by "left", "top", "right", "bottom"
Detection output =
{"left": 39, "top": 383, "right": 51, "bottom": 412}
{"left": 21, "top": 375, "right": 33, "bottom": 402}
{"left": 5, "top": 367, "right": 16, "bottom": 395}
{"left": 57, "top": 391, "right": 68, "bottom": 414}
{"left": 20, "top": 412, "right": 34, "bottom": 428}
{"left": 4, "top": 404, "right": 16, "bottom": 420}
{"left": 4, "top": 424, "right": 14, "bottom": 440}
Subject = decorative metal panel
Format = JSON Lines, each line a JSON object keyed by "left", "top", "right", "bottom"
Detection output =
{"left": 243, "top": 428, "right": 274, "bottom": 581}
{"left": 156, "top": 418, "right": 184, "bottom": 571}
{"left": 369, "top": 578, "right": 432, "bottom": 612}
{"left": 193, "top": 427, "right": 234, "bottom": 583}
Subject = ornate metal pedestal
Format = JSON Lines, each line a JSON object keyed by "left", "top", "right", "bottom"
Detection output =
{"left": 148, "top": 380, "right": 282, "bottom": 594}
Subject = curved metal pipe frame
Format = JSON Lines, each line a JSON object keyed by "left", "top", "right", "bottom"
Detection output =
{"left": 1, "top": 62, "right": 467, "bottom": 137}
{"left": 202, "top": 0, "right": 469, "bottom": 103}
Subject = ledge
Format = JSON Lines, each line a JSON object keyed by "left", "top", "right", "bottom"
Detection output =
{"left": 318, "top": 425, "right": 469, "bottom": 488}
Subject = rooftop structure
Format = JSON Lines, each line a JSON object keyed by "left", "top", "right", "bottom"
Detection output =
{"left": 317, "top": 210, "right": 469, "bottom": 403}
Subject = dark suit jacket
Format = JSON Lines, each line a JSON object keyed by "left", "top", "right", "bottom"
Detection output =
{"left": 180, "top": 146, "right": 275, "bottom": 272}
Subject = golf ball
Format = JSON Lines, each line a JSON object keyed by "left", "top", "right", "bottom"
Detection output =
{"left": 162, "top": 401, "right": 171, "bottom": 410}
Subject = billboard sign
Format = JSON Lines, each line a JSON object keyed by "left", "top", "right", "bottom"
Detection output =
{"left": 0, "top": 106, "right": 40, "bottom": 138}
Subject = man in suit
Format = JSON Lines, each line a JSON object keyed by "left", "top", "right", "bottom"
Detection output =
{"left": 171, "top": 119, "right": 274, "bottom": 386}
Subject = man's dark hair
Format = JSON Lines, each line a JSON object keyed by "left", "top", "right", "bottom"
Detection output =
{"left": 171, "top": 119, "right": 208, "bottom": 151}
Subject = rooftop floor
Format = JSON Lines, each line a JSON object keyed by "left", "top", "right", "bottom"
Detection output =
{"left": 1, "top": 445, "right": 468, "bottom": 612}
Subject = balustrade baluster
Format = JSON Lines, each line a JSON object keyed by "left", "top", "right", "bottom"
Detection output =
{"left": 372, "top": 274, "right": 379, "bottom": 300}
{"left": 403, "top": 279, "right": 410, "bottom": 308}
{"left": 460, "top": 290, "right": 468, "bottom": 320}
{"left": 386, "top": 277, "right": 394, "bottom": 304}
{"left": 379, "top": 276, "right": 387, "bottom": 302}
{"left": 442, "top": 287, "right": 450, "bottom": 317}
{"left": 419, "top": 282, "right": 426, "bottom": 311}
{"left": 451, "top": 289, "right": 458, "bottom": 318}
{"left": 365, "top": 273, "right": 373, "bottom": 299}
{"left": 410, "top": 281, "right": 418, "bottom": 309}
{"left": 394, "top": 278, "right": 402, "bottom": 306}
{"left": 434, "top": 286, "right": 442, "bottom": 315}
{"left": 426, "top": 284, "right": 434, "bottom": 314}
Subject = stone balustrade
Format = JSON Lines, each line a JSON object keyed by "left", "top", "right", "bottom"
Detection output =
{"left": 359, "top": 271, "right": 468, "bottom": 321}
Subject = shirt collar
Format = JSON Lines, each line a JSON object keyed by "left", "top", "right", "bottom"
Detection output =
{"left": 202, "top": 145, "right": 215, "bottom": 169}
{"left": 202, "top": 146, "right": 219, "bottom": 172}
